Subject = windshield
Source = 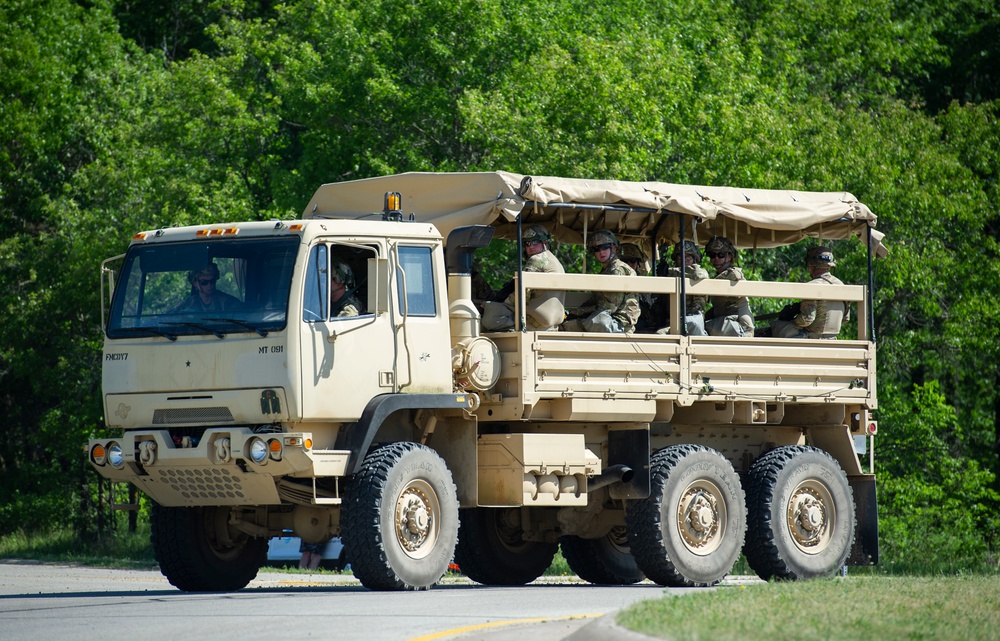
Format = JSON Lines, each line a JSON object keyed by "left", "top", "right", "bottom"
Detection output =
{"left": 107, "top": 236, "right": 301, "bottom": 339}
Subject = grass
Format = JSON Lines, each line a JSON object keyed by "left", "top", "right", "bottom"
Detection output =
{"left": 617, "top": 575, "right": 1000, "bottom": 641}
{"left": 0, "top": 525, "right": 157, "bottom": 569}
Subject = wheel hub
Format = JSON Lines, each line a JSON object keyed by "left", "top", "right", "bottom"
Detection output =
{"left": 787, "top": 482, "right": 834, "bottom": 554}
{"left": 395, "top": 482, "right": 438, "bottom": 557}
{"left": 677, "top": 483, "right": 726, "bottom": 556}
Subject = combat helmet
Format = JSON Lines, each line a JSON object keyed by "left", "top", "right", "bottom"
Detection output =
{"left": 188, "top": 262, "right": 221, "bottom": 285}
{"left": 587, "top": 229, "right": 619, "bottom": 250}
{"left": 806, "top": 246, "right": 836, "bottom": 268}
{"left": 332, "top": 262, "right": 355, "bottom": 289}
{"left": 522, "top": 224, "right": 552, "bottom": 245}
{"left": 619, "top": 243, "right": 647, "bottom": 263}
{"left": 672, "top": 239, "right": 702, "bottom": 263}
{"left": 705, "top": 236, "right": 737, "bottom": 260}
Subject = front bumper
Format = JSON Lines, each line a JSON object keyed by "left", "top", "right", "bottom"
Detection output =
{"left": 88, "top": 428, "right": 350, "bottom": 507}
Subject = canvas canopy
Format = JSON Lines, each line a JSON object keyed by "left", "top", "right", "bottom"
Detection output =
{"left": 304, "top": 171, "right": 885, "bottom": 256}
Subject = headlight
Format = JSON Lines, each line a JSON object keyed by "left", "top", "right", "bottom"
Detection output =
{"left": 107, "top": 442, "right": 124, "bottom": 468}
{"left": 248, "top": 437, "right": 268, "bottom": 464}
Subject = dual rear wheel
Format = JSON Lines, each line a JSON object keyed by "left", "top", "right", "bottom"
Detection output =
{"left": 625, "top": 444, "right": 855, "bottom": 586}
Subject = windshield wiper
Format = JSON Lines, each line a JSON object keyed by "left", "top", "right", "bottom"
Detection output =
{"left": 115, "top": 327, "right": 178, "bottom": 341}
{"left": 206, "top": 317, "right": 269, "bottom": 337}
{"left": 163, "top": 321, "right": 225, "bottom": 339}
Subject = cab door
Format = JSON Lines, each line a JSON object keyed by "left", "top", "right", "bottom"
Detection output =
{"left": 299, "top": 241, "right": 394, "bottom": 421}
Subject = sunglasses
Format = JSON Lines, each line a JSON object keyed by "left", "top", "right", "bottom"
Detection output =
{"left": 591, "top": 243, "right": 613, "bottom": 253}
{"left": 197, "top": 278, "right": 217, "bottom": 286}
{"left": 706, "top": 252, "right": 729, "bottom": 259}
{"left": 522, "top": 239, "right": 543, "bottom": 248}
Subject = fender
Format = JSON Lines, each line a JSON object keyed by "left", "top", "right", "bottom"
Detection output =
{"left": 335, "top": 393, "right": 471, "bottom": 474}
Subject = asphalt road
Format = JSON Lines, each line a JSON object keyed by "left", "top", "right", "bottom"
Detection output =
{"left": 0, "top": 561, "right": 717, "bottom": 641}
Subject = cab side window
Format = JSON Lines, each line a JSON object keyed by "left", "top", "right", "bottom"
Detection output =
{"left": 396, "top": 245, "right": 436, "bottom": 316}
{"left": 304, "top": 243, "right": 379, "bottom": 321}
{"left": 303, "top": 245, "right": 328, "bottom": 322}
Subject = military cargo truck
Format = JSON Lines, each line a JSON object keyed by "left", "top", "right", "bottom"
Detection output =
{"left": 88, "top": 172, "right": 880, "bottom": 591}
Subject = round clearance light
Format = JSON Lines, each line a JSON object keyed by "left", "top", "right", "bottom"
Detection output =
{"left": 92, "top": 444, "right": 107, "bottom": 466}
{"left": 107, "top": 442, "right": 124, "bottom": 468}
{"left": 248, "top": 437, "right": 268, "bottom": 464}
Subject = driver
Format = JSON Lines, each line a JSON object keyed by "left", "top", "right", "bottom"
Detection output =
{"left": 171, "top": 262, "right": 242, "bottom": 313}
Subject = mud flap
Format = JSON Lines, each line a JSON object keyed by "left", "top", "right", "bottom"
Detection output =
{"left": 608, "top": 429, "right": 651, "bottom": 500}
{"left": 847, "top": 475, "right": 878, "bottom": 566}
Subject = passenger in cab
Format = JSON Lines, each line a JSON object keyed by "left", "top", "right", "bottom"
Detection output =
{"left": 702, "top": 237, "right": 754, "bottom": 337}
{"left": 481, "top": 224, "right": 565, "bottom": 331}
{"left": 656, "top": 240, "right": 709, "bottom": 336}
{"left": 562, "top": 230, "right": 639, "bottom": 333}
{"left": 330, "top": 262, "right": 363, "bottom": 317}
{"left": 768, "top": 246, "right": 845, "bottom": 339}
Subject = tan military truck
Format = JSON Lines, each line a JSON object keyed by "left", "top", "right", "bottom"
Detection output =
{"left": 88, "top": 172, "right": 880, "bottom": 591}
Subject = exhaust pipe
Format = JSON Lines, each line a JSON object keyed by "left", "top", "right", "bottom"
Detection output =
{"left": 588, "top": 464, "right": 634, "bottom": 492}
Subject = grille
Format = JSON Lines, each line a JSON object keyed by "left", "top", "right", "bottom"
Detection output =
{"left": 277, "top": 479, "right": 341, "bottom": 506}
{"left": 152, "top": 407, "right": 235, "bottom": 425}
{"left": 153, "top": 467, "right": 247, "bottom": 501}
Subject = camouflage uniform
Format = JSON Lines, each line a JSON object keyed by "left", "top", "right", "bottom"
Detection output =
{"left": 659, "top": 263, "right": 710, "bottom": 335}
{"left": 333, "top": 293, "right": 362, "bottom": 317}
{"left": 771, "top": 247, "right": 845, "bottom": 339}
{"left": 564, "top": 231, "right": 640, "bottom": 333}
{"left": 705, "top": 265, "right": 754, "bottom": 336}
{"left": 170, "top": 262, "right": 242, "bottom": 313}
{"left": 652, "top": 240, "right": 709, "bottom": 335}
{"left": 330, "top": 261, "right": 363, "bottom": 317}
{"left": 481, "top": 225, "right": 565, "bottom": 331}
{"left": 703, "top": 238, "right": 753, "bottom": 337}
{"left": 620, "top": 243, "right": 658, "bottom": 333}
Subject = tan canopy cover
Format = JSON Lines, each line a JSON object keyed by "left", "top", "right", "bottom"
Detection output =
{"left": 304, "top": 171, "right": 884, "bottom": 255}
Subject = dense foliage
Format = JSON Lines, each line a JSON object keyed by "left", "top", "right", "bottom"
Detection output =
{"left": 1, "top": 0, "right": 997, "bottom": 570}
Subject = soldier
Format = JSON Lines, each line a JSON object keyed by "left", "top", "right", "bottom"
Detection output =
{"left": 655, "top": 240, "right": 710, "bottom": 336}
{"left": 170, "top": 262, "right": 242, "bottom": 313}
{"left": 619, "top": 243, "right": 658, "bottom": 334}
{"left": 562, "top": 230, "right": 640, "bottom": 333}
{"left": 330, "top": 262, "right": 362, "bottom": 317}
{"left": 703, "top": 236, "right": 754, "bottom": 337}
{"left": 768, "top": 246, "right": 846, "bottom": 339}
{"left": 481, "top": 224, "right": 565, "bottom": 331}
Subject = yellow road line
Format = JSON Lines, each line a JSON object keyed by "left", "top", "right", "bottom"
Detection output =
{"left": 407, "top": 613, "right": 605, "bottom": 641}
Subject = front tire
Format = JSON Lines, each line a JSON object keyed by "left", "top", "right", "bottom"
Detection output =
{"left": 151, "top": 504, "right": 267, "bottom": 592}
{"left": 454, "top": 507, "right": 558, "bottom": 585}
{"left": 341, "top": 442, "right": 459, "bottom": 590}
{"left": 626, "top": 444, "right": 747, "bottom": 587}
{"left": 744, "top": 446, "right": 855, "bottom": 580}
{"left": 560, "top": 526, "right": 645, "bottom": 585}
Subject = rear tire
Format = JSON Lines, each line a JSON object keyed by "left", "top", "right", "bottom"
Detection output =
{"left": 744, "top": 446, "right": 855, "bottom": 580}
{"left": 626, "top": 444, "right": 746, "bottom": 586}
{"left": 560, "top": 526, "right": 645, "bottom": 585}
{"left": 342, "top": 442, "right": 458, "bottom": 590}
{"left": 454, "top": 507, "right": 557, "bottom": 585}
{"left": 151, "top": 504, "right": 267, "bottom": 592}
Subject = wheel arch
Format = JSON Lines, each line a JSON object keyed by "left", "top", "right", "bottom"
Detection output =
{"left": 335, "top": 393, "right": 473, "bottom": 475}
